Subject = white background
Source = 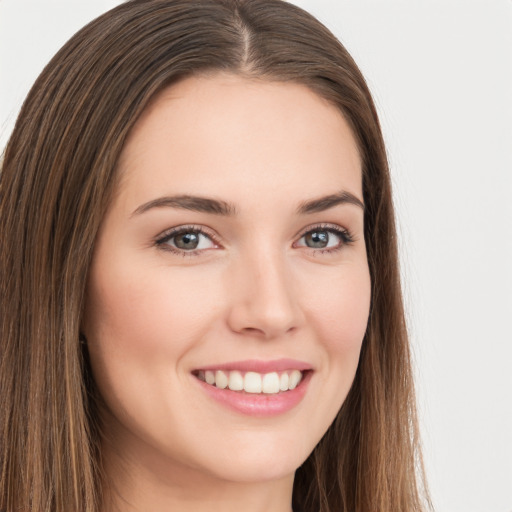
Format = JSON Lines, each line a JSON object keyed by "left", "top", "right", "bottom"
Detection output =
{"left": 1, "top": 1, "right": 511, "bottom": 511}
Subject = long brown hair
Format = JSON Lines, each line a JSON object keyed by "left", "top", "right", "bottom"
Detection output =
{"left": 0, "top": 1, "right": 430, "bottom": 510}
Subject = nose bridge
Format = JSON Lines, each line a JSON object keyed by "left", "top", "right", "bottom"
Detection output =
{"left": 227, "top": 244, "right": 302, "bottom": 338}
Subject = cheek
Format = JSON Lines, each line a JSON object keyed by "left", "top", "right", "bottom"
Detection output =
{"left": 290, "top": 262, "right": 370, "bottom": 451}
{"left": 306, "top": 262, "right": 371, "bottom": 354}
{"left": 302, "top": 261, "right": 370, "bottom": 424}
{"left": 85, "top": 270, "right": 169, "bottom": 358}
{"left": 83, "top": 258, "right": 225, "bottom": 375}
{"left": 82, "top": 260, "right": 221, "bottom": 439}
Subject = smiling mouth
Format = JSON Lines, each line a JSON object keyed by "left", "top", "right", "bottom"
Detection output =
{"left": 193, "top": 369, "right": 307, "bottom": 395}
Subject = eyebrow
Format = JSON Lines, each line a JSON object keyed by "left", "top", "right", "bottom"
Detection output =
{"left": 131, "top": 190, "right": 364, "bottom": 218}
{"left": 131, "top": 195, "right": 237, "bottom": 217}
{"left": 296, "top": 191, "right": 364, "bottom": 214}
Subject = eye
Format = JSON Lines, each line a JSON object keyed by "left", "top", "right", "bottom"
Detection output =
{"left": 155, "top": 226, "right": 218, "bottom": 254}
{"left": 294, "top": 225, "right": 354, "bottom": 252}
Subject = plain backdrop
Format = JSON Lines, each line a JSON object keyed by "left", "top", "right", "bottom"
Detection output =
{"left": 1, "top": 1, "right": 511, "bottom": 511}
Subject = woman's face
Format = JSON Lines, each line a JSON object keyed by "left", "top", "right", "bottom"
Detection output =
{"left": 84, "top": 74, "right": 371, "bottom": 487}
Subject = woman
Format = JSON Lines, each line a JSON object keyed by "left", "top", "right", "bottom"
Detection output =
{"left": 0, "top": 1, "right": 430, "bottom": 511}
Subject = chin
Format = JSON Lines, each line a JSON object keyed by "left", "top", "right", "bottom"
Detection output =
{"left": 194, "top": 431, "right": 315, "bottom": 484}
{"left": 206, "top": 454, "right": 304, "bottom": 484}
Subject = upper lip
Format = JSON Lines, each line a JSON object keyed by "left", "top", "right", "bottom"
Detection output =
{"left": 194, "top": 358, "right": 313, "bottom": 373}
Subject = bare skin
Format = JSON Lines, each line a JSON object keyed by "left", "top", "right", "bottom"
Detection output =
{"left": 83, "top": 74, "right": 370, "bottom": 512}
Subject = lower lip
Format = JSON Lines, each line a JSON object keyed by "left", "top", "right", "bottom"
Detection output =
{"left": 194, "top": 372, "right": 312, "bottom": 417}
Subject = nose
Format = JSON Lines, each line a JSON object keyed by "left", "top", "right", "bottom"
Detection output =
{"left": 226, "top": 249, "right": 304, "bottom": 339}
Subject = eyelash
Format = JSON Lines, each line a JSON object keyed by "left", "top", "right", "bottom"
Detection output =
{"left": 154, "top": 223, "right": 355, "bottom": 257}
{"left": 155, "top": 224, "right": 219, "bottom": 257}
{"left": 295, "top": 223, "right": 355, "bottom": 254}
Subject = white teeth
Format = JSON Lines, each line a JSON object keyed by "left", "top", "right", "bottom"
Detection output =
{"left": 215, "top": 370, "right": 228, "bottom": 389}
{"left": 279, "top": 372, "right": 289, "bottom": 391}
{"left": 262, "top": 372, "right": 280, "bottom": 394}
{"left": 288, "top": 369, "right": 302, "bottom": 390}
{"left": 197, "top": 369, "right": 305, "bottom": 394}
{"left": 228, "top": 370, "right": 244, "bottom": 391}
{"left": 244, "top": 372, "right": 262, "bottom": 393}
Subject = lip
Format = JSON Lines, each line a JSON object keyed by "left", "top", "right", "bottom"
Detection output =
{"left": 195, "top": 358, "right": 313, "bottom": 373}
{"left": 192, "top": 360, "right": 313, "bottom": 417}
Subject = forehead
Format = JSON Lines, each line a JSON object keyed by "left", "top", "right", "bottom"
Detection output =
{"left": 116, "top": 74, "right": 362, "bottom": 211}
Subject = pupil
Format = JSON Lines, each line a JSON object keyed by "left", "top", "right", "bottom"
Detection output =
{"left": 175, "top": 232, "right": 199, "bottom": 249}
{"left": 306, "top": 231, "right": 328, "bottom": 248}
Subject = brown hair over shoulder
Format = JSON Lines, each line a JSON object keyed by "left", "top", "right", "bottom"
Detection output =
{"left": 0, "top": 1, "right": 430, "bottom": 511}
